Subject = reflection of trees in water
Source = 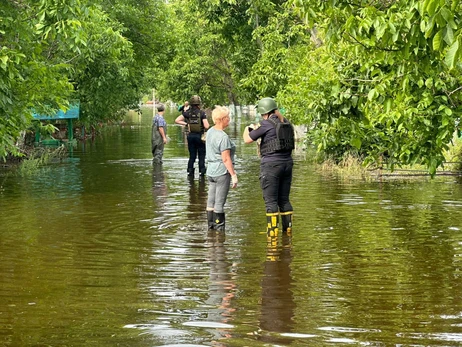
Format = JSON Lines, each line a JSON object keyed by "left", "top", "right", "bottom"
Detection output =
{"left": 259, "top": 234, "right": 296, "bottom": 344}
{"left": 205, "top": 231, "right": 236, "bottom": 342}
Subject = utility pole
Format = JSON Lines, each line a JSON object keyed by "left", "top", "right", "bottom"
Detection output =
{"left": 152, "top": 88, "right": 156, "bottom": 119}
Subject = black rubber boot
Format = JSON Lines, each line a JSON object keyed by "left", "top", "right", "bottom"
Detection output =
{"left": 214, "top": 212, "right": 225, "bottom": 231}
{"left": 207, "top": 210, "right": 215, "bottom": 230}
{"left": 281, "top": 211, "right": 293, "bottom": 236}
{"left": 187, "top": 168, "right": 195, "bottom": 177}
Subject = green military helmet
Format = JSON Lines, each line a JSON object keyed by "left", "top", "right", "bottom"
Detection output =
{"left": 189, "top": 95, "right": 202, "bottom": 105}
{"left": 257, "top": 97, "right": 278, "bottom": 114}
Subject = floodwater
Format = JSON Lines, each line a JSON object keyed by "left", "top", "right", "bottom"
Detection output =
{"left": 2, "top": 107, "right": 462, "bottom": 347}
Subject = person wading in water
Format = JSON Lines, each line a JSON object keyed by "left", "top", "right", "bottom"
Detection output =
{"left": 243, "top": 97, "right": 295, "bottom": 238}
{"left": 175, "top": 95, "right": 210, "bottom": 177}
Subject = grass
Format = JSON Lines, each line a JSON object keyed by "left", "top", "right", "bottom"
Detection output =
{"left": 316, "top": 146, "right": 462, "bottom": 180}
{"left": 317, "top": 154, "right": 373, "bottom": 180}
{"left": 15, "top": 145, "right": 68, "bottom": 177}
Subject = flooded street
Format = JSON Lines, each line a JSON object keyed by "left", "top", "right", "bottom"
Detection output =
{"left": 2, "top": 107, "right": 462, "bottom": 346}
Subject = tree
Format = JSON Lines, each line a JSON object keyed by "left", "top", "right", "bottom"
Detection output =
{"left": 71, "top": 0, "right": 174, "bottom": 124}
{"left": 241, "top": 10, "right": 313, "bottom": 99}
{"left": 284, "top": 0, "right": 462, "bottom": 174}
{"left": 157, "top": 0, "right": 293, "bottom": 106}
{"left": 0, "top": 0, "right": 173, "bottom": 159}
{"left": 0, "top": 0, "right": 85, "bottom": 159}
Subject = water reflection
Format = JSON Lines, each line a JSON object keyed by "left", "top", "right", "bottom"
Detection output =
{"left": 203, "top": 230, "right": 236, "bottom": 343}
{"left": 152, "top": 162, "right": 167, "bottom": 209}
{"left": 5, "top": 108, "right": 462, "bottom": 346}
{"left": 259, "top": 234, "right": 296, "bottom": 344}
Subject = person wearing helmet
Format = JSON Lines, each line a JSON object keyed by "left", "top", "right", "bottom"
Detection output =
{"left": 175, "top": 95, "right": 210, "bottom": 177}
{"left": 243, "top": 97, "right": 295, "bottom": 238}
{"left": 151, "top": 103, "right": 168, "bottom": 165}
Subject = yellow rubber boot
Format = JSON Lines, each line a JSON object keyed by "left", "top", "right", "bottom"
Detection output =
{"left": 266, "top": 212, "right": 279, "bottom": 238}
{"left": 280, "top": 211, "right": 293, "bottom": 236}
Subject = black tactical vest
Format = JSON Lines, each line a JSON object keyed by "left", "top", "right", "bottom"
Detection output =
{"left": 259, "top": 117, "right": 295, "bottom": 155}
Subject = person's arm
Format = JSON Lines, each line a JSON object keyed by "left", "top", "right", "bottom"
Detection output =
{"left": 221, "top": 149, "right": 238, "bottom": 188}
{"left": 175, "top": 115, "right": 187, "bottom": 126}
{"left": 159, "top": 127, "right": 167, "bottom": 144}
{"left": 243, "top": 123, "right": 265, "bottom": 144}
{"left": 201, "top": 112, "right": 210, "bottom": 130}
{"left": 243, "top": 127, "right": 254, "bottom": 143}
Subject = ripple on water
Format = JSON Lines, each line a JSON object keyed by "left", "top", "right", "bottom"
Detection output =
{"left": 124, "top": 324, "right": 193, "bottom": 339}
{"left": 182, "top": 321, "right": 234, "bottom": 329}
{"left": 327, "top": 337, "right": 357, "bottom": 344}
{"left": 280, "top": 332, "right": 317, "bottom": 338}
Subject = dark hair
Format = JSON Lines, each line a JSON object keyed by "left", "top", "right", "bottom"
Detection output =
{"left": 157, "top": 104, "right": 165, "bottom": 112}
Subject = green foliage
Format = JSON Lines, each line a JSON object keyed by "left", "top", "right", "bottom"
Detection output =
{"left": 285, "top": 0, "right": 462, "bottom": 175}
{"left": 444, "top": 133, "right": 462, "bottom": 172}
{"left": 0, "top": 0, "right": 77, "bottom": 160}
{"left": 36, "top": 123, "right": 59, "bottom": 138}
{"left": 1, "top": 0, "right": 174, "bottom": 160}
{"left": 241, "top": 11, "right": 312, "bottom": 98}
{"left": 157, "top": 0, "right": 291, "bottom": 106}
{"left": 89, "top": 0, "right": 175, "bottom": 115}
{"left": 72, "top": 7, "right": 135, "bottom": 123}
{"left": 3, "top": 0, "right": 462, "bottom": 178}
{"left": 15, "top": 146, "right": 68, "bottom": 177}
{"left": 156, "top": 1, "right": 239, "bottom": 106}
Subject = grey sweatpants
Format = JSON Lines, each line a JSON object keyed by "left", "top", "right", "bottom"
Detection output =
{"left": 207, "top": 173, "right": 231, "bottom": 213}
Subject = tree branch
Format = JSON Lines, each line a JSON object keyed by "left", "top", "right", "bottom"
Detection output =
{"left": 449, "top": 86, "right": 462, "bottom": 96}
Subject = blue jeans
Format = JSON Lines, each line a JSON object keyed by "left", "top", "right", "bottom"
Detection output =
{"left": 207, "top": 173, "right": 231, "bottom": 213}
{"left": 187, "top": 132, "right": 206, "bottom": 173}
{"left": 260, "top": 160, "right": 293, "bottom": 213}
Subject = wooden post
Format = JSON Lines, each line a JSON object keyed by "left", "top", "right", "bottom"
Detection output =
{"left": 153, "top": 89, "right": 156, "bottom": 119}
{"left": 68, "top": 118, "right": 73, "bottom": 142}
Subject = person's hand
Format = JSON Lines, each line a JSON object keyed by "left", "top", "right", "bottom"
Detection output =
{"left": 231, "top": 174, "right": 238, "bottom": 188}
{"left": 163, "top": 138, "right": 168, "bottom": 144}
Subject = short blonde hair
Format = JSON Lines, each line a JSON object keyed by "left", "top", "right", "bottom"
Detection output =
{"left": 212, "top": 106, "right": 230, "bottom": 123}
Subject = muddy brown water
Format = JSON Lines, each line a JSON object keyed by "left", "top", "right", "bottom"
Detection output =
{"left": 1, "top": 107, "right": 462, "bottom": 346}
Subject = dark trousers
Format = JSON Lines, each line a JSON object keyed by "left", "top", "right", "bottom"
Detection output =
{"left": 187, "top": 132, "right": 206, "bottom": 173}
{"left": 259, "top": 160, "right": 293, "bottom": 213}
{"left": 151, "top": 126, "right": 164, "bottom": 164}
